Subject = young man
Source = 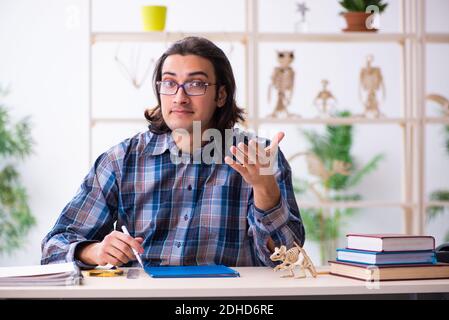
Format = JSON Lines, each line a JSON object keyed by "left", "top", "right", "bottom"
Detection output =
{"left": 41, "top": 37, "right": 305, "bottom": 268}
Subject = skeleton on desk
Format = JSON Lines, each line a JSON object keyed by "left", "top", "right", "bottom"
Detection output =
{"left": 270, "top": 242, "right": 317, "bottom": 279}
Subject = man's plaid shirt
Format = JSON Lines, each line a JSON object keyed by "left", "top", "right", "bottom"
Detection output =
{"left": 41, "top": 129, "right": 305, "bottom": 267}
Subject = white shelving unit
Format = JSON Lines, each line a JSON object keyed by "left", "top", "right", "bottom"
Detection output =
{"left": 87, "top": 0, "right": 449, "bottom": 236}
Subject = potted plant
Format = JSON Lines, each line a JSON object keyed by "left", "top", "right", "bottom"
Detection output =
{"left": 0, "top": 85, "right": 35, "bottom": 255}
{"left": 339, "top": 0, "right": 388, "bottom": 32}
{"left": 291, "top": 111, "right": 384, "bottom": 265}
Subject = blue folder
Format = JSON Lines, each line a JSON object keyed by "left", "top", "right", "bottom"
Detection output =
{"left": 144, "top": 264, "right": 240, "bottom": 278}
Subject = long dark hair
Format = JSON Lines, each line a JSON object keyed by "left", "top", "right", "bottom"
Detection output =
{"left": 144, "top": 37, "right": 245, "bottom": 134}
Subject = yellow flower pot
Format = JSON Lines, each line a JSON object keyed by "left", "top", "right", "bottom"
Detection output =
{"left": 141, "top": 6, "right": 167, "bottom": 31}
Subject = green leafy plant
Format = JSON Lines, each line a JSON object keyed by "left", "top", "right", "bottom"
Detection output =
{"left": 0, "top": 85, "right": 35, "bottom": 254}
{"left": 339, "top": 0, "right": 388, "bottom": 13}
{"left": 426, "top": 123, "right": 449, "bottom": 242}
{"left": 292, "top": 111, "right": 384, "bottom": 265}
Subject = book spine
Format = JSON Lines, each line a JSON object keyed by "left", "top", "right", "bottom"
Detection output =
{"left": 336, "top": 258, "right": 436, "bottom": 266}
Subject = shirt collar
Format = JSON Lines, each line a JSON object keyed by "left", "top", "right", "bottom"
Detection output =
{"left": 142, "top": 130, "right": 223, "bottom": 160}
{"left": 142, "top": 131, "right": 175, "bottom": 156}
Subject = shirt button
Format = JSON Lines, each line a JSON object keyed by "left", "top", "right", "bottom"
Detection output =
{"left": 184, "top": 214, "right": 189, "bottom": 221}
{"left": 187, "top": 185, "right": 192, "bottom": 191}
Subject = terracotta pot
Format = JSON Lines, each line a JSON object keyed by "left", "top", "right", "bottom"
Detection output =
{"left": 342, "top": 12, "right": 378, "bottom": 32}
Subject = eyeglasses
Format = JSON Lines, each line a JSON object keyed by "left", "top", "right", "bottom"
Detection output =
{"left": 156, "top": 80, "right": 216, "bottom": 96}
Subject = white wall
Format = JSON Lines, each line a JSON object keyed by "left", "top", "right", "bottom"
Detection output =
{"left": 0, "top": 0, "right": 89, "bottom": 266}
{"left": 1, "top": 0, "right": 448, "bottom": 266}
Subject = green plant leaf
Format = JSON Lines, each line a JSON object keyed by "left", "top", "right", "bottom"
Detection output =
{"left": 354, "top": 0, "right": 365, "bottom": 11}
{"left": 445, "top": 230, "right": 449, "bottom": 243}
{"left": 0, "top": 86, "right": 35, "bottom": 255}
{"left": 445, "top": 125, "right": 449, "bottom": 156}
{"left": 292, "top": 177, "right": 309, "bottom": 195}
{"left": 345, "top": 154, "right": 384, "bottom": 189}
{"left": 302, "top": 130, "right": 332, "bottom": 162}
{"left": 300, "top": 208, "right": 323, "bottom": 242}
{"left": 426, "top": 190, "right": 449, "bottom": 221}
{"left": 426, "top": 205, "right": 445, "bottom": 221}
{"left": 331, "top": 194, "right": 362, "bottom": 202}
{"left": 298, "top": 109, "right": 384, "bottom": 262}
{"left": 430, "top": 190, "right": 449, "bottom": 202}
{"left": 339, "top": 0, "right": 388, "bottom": 13}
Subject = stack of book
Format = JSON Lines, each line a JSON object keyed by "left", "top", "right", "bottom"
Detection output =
{"left": 329, "top": 234, "right": 449, "bottom": 281}
{"left": 0, "top": 262, "right": 82, "bottom": 286}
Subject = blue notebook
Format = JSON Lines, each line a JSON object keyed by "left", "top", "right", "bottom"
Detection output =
{"left": 144, "top": 265, "right": 240, "bottom": 278}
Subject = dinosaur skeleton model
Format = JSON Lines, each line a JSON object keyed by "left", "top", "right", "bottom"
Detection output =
{"left": 270, "top": 242, "right": 317, "bottom": 279}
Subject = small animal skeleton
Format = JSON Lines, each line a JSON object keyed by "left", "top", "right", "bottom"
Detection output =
{"left": 305, "top": 153, "right": 351, "bottom": 182}
{"left": 268, "top": 51, "right": 297, "bottom": 118}
{"left": 359, "top": 55, "right": 386, "bottom": 118}
{"left": 114, "top": 44, "right": 155, "bottom": 89}
{"left": 270, "top": 242, "right": 317, "bottom": 279}
{"left": 287, "top": 152, "right": 352, "bottom": 201}
{"left": 313, "top": 79, "right": 337, "bottom": 117}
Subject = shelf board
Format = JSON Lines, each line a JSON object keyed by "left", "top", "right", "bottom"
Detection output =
{"left": 91, "top": 117, "right": 420, "bottom": 126}
{"left": 426, "top": 33, "right": 449, "bottom": 43}
{"left": 298, "top": 201, "right": 412, "bottom": 209}
{"left": 257, "top": 32, "right": 411, "bottom": 43}
{"left": 252, "top": 117, "right": 413, "bottom": 125}
{"left": 92, "top": 32, "right": 247, "bottom": 44}
{"left": 425, "top": 117, "right": 449, "bottom": 125}
{"left": 91, "top": 32, "right": 413, "bottom": 44}
{"left": 91, "top": 118, "right": 147, "bottom": 126}
{"left": 426, "top": 201, "right": 449, "bottom": 208}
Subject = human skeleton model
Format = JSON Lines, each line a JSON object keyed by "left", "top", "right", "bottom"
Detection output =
{"left": 359, "top": 55, "right": 386, "bottom": 118}
{"left": 427, "top": 94, "right": 449, "bottom": 116}
{"left": 313, "top": 79, "right": 337, "bottom": 117}
{"left": 270, "top": 242, "right": 317, "bottom": 279}
{"left": 268, "top": 51, "right": 296, "bottom": 118}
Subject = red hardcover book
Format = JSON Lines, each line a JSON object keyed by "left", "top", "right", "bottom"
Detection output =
{"left": 346, "top": 234, "right": 435, "bottom": 252}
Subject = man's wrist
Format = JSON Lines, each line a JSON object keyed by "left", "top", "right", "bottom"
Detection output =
{"left": 75, "top": 242, "right": 98, "bottom": 266}
{"left": 253, "top": 178, "right": 280, "bottom": 211}
{"left": 253, "top": 175, "right": 278, "bottom": 194}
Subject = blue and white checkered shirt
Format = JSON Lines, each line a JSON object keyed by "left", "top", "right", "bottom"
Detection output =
{"left": 41, "top": 128, "right": 305, "bottom": 267}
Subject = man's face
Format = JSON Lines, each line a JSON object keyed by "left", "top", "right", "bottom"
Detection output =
{"left": 159, "top": 54, "right": 226, "bottom": 134}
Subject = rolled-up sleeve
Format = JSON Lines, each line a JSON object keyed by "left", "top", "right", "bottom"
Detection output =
{"left": 247, "top": 149, "right": 305, "bottom": 267}
{"left": 41, "top": 152, "right": 119, "bottom": 266}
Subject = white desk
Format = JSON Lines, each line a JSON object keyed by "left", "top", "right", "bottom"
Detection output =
{"left": 1, "top": 267, "right": 449, "bottom": 299}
